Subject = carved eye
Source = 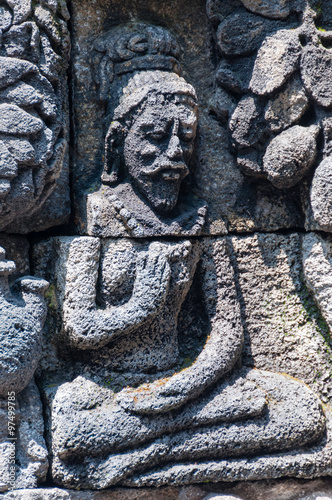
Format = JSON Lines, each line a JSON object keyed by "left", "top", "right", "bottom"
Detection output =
{"left": 148, "top": 131, "right": 166, "bottom": 141}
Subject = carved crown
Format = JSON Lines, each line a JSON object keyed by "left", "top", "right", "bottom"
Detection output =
{"left": 92, "top": 23, "right": 182, "bottom": 101}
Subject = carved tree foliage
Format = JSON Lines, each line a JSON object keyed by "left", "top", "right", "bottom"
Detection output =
{"left": 0, "top": 0, "right": 69, "bottom": 230}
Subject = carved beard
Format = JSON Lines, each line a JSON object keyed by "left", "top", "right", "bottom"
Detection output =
{"left": 132, "top": 174, "right": 182, "bottom": 216}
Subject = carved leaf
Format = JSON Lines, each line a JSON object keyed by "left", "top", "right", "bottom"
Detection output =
{"left": 249, "top": 29, "right": 301, "bottom": 95}
{"left": 0, "top": 0, "right": 69, "bottom": 230}
{"left": 0, "top": 103, "right": 44, "bottom": 134}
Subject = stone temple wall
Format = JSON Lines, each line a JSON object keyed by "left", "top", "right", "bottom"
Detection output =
{"left": 2, "top": 0, "right": 332, "bottom": 499}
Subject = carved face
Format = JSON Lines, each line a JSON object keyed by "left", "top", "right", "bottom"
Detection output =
{"left": 123, "top": 94, "right": 197, "bottom": 215}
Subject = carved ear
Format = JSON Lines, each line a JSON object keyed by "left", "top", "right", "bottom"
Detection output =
{"left": 102, "top": 121, "right": 124, "bottom": 185}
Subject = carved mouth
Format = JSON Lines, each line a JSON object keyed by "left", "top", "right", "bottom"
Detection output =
{"left": 161, "top": 170, "right": 182, "bottom": 180}
{"left": 143, "top": 163, "right": 189, "bottom": 179}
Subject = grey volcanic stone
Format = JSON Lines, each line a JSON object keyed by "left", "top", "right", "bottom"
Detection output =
{"left": 0, "top": 246, "right": 48, "bottom": 493}
{"left": 229, "top": 96, "right": 266, "bottom": 149}
{"left": 237, "top": 150, "right": 264, "bottom": 177}
{"left": 216, "top": 12, "right": 280, "bottom": 57}
{"left": 49, "top": 367, "right": 327, "bottom": 489}
{"left": 84, "top": 59, "right": 207, "bottom": 237}
{"left": 30, "top": 234, "right": 332, "bottom": 489}
{"left": 208, "top": 87, "right": 236, "bottom": 124}
{"left": 0, "top": 235, "right": 29, "bottom": 283}
{"left": 203, "top": 496, "right": 242, "bottom": 500}
{"left": 0, "top": 248, "right": 48, "bottom": 397}
{"left": 303, "top": 232, "right": 332, "bottom": 335}
{"left": 0, "top": 0, "right": 70, "bottom": 234}
{"left": 301, "top": 44, "right": 332, "bottom": 108}
{"left": 0, "top": 380, "right": 48, "bottom": 492}
{"left": 239, "top": 0, "right": 290, "bottom": 19}
{"left": 10, "top": 381, "right": 48, "bottom": 490}
{"left": 123, "top": 375, "right": 329, "bottom": 487}
{"left": 310, "top": 157, "right": 332, "bottom": 232}
{"left": 262, "top": 124, "right": 319, "bottom": 188}
{"left": 264, "top": 76, "right": 309, "bottom": 132}
{"left": 6, "top": 0, "right": 32, "bottom": 24}
{"left": 5, "top": 479, "right": 332, "bottom": 499}
{"left": 71, "top": 0, "right": 305, "bottom": 234}
{"left": 231, "top": 233, "right": 332, "bottom": 403}
{"left": 0, "top": 104, "right": 43, "bottom": 134}
{"left": 216, "top": 61, "right": 245, "bottom": 95}
{"left": 250, "top": 30, "right": 301, "bottom": 96}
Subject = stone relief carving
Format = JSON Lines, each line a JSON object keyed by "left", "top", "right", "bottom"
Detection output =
{"left": 33, "top": 235, "right": 332, "bottom": 489}
{"left": 0, "top": 246, "right": 49, "bottom": 491}
{"left": 0, "top": 0, "right": 70, "bottom": 233}
{"left": 30, "top": 25, "right": 332, "bottom": 489}
{"left": 208, "top": 0, "right": 332, "bottom": 231}
{"left": 86, "top": 24, "right": 207, "bottom": 237}
{"left": 1, "top": 0, "right": 332, "bottom": 497}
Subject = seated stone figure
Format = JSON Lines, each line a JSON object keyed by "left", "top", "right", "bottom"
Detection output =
{"left": 36, "top": 24, "right": 332, "bottom": 490}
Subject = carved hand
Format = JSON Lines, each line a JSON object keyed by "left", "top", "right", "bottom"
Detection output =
{"left": 65, "top": 239, "right": 171, "bottom": 349}
{"left": 131, "top": 242, "right": 171, "bottom": 314}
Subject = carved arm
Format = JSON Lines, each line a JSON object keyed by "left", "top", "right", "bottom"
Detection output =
{"left": 116, "top": 239, "right": 244, "bottom": 414}
{"left": 60, "top": 237, "right": 171, "bottom": 350}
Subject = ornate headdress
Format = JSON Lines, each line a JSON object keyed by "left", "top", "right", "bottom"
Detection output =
{"left": 93, "top": 23, "right": 183, "bottom": 101}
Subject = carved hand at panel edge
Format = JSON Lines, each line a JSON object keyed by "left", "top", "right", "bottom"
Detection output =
{"left": 0, "top": 246, "right": 48, "bottom": 398}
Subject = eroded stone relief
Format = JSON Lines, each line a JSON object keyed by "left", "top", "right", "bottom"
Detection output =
{"left": 34, "top": 233, "right": 332, "bottom": 489}
{"left": 0, "top": 247, "right": 48, "bottom": 492}
{"left": 86, "top": 24, "right": 207, "bottom": 237}
{"left": 3, "top": 0, "right": 332, "bottom": 497}
{"left": 0, "top": 0, "right": 70, "bottom": 233}
{"left": 28, "top": 22, "right": 332, "bottom": 490}
{"left": 208, "top": 0, "right": 332, "bottom": 233}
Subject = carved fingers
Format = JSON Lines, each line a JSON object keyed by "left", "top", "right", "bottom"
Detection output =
{"left": 132, "top": 245, "right": 171, "bottom": 313}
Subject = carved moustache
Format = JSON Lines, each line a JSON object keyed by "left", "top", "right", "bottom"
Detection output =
{"left": 141, "top": 162, "right": 189, "bottom": 180}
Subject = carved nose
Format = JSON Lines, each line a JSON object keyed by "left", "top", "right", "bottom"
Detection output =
{"left": 166, "top": 134, "right": 183, "bottom": 160}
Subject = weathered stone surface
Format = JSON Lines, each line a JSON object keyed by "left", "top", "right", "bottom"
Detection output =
{"left": 239, "top": 0, "right": 290, "bottom": 19}
{"left": 303, "top": 232, "right": 332, "bottom": 336}
{"left": 264, "top": 76, "right": 309, "bottom": 132}
{"left": 0, "top": 0, "right": 70, "bottom": 234}
{"left": 6, "top": 0, "right": 32, "bottom": 25}
{"left": 0, "top": 246, "right": 48, "bottom": 492}
{"left": 23, "top": 2, "right": 332, "bottom": 494}
{"left": 5, "top": 479, "right": 332, "bottom": 499}
{"left": 310, "top": 157, "right": 332, "bottom": 232}
{"left": 237, "top": 150, "right": 264, "bottom": 177}
{"left": 208, "top": 87, "right": 236, "bottom": 124}
{"left": 203, "top": 496, "right": 242, "bottom": 500}
{"left": 0, "top": 380, "right": 49, "bottom": 491}
{"left": 123, "top": 402, "right": 331, "bottom": 487}
{"left": 85, "top": 55, "right": 207, "bottom": 237}
{"left": 262, "top": 124, "right": 319, "bottom": 188}
{"left": 231, "top": 233, "right": 332, "bottom": 403}
{"left": 0, "top": 235, "right": 29, "bottom": 283}
{"left": 216, "top": 12, "right": 280, "bottom": 57}
{"left": 250, "top": 30, "right": 301, "bottom": 96}
{"left": 215, "top": 61, "right": 246, "bottom": 95}
{"left": 301, "top": 44, "right": 332, "bottom": 108}
{"left": 229, "top": 96, "right": 266, "bottom": 149}
{"left": 0, "top": 248, "right": 48, "bottom": 397}
{"left": 71, "top": 0, "right": 305, "bottom": 235}
{"left": 30, "top": 232, "right": 332, "bottom": 489}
